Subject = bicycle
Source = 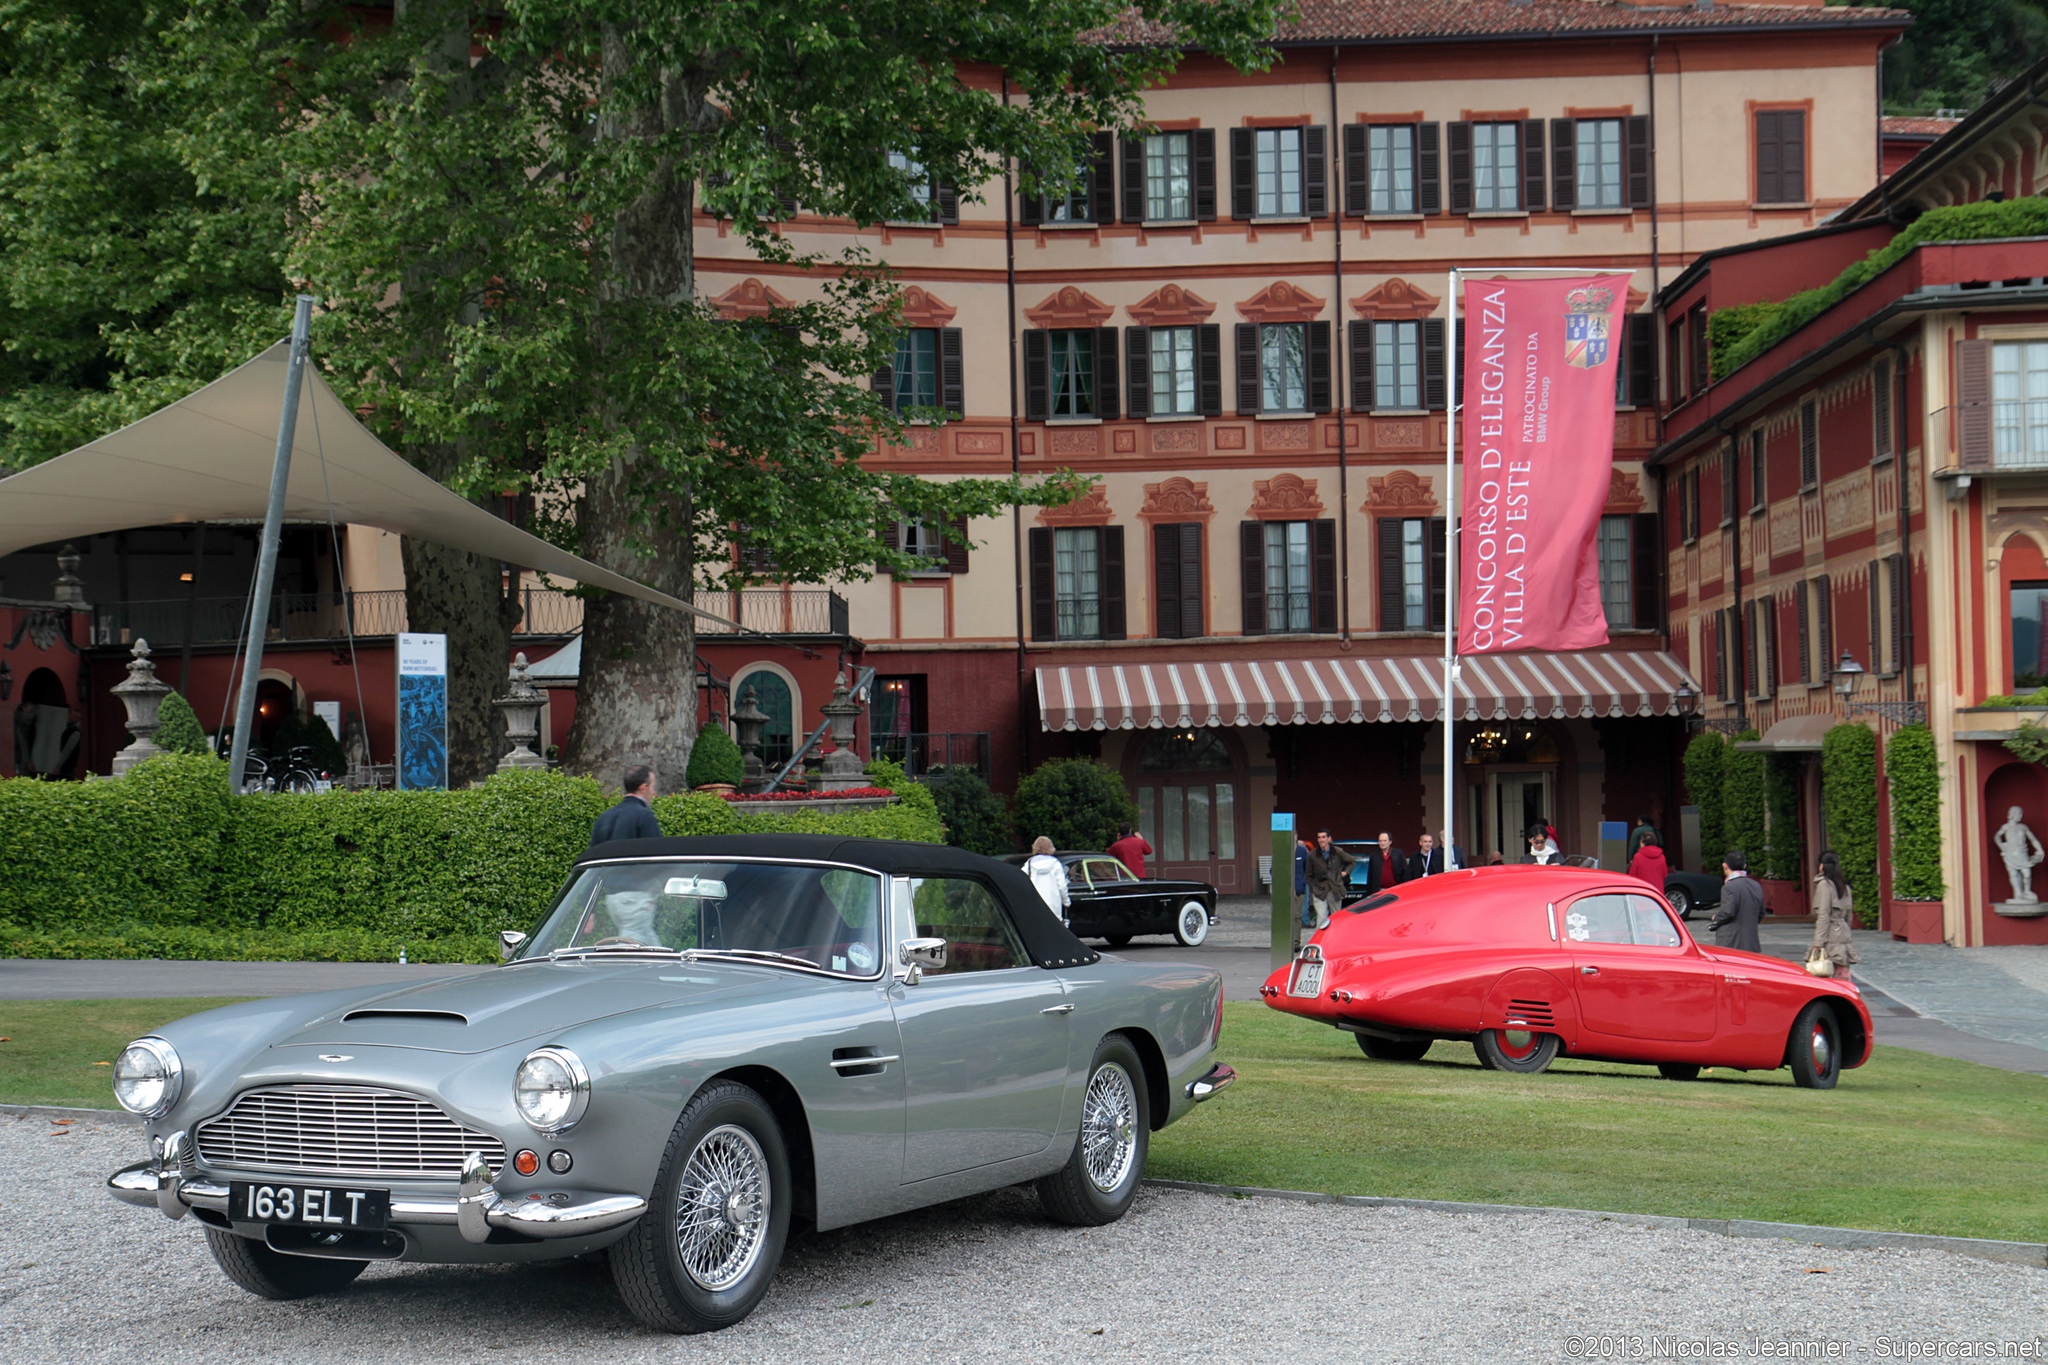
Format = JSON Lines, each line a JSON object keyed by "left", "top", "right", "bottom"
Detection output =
{"left": 242, "top": 745, "right": 322, "bottom": 795}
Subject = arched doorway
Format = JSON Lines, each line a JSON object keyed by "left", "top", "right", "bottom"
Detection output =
{"left": 13, "top": 667, "right": 78, "bottom": 779}
{"left": 735, "top": 667, "right": 796, "bottom": 772}
{"left": 1127, "top": 728, "right": 1246, "bottom": 891}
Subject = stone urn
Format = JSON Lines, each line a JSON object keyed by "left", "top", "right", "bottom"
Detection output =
{"left": 491, "top": 653, "right": 548, "bottom": 772}
{"left": 815, "top": 673, "right": 867, "bottom": 792}
{"left": 111, "top": 638, "right": 173, "bottom": 775}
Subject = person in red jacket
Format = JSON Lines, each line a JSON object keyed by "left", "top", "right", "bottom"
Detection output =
{"left": 1107, "top": 823, "right": 1153, "bottom": 878}
{"left": 1628, "top": 828, "right": 1669, "bottom": 891}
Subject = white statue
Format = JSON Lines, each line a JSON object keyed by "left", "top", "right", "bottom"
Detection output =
{"left": 1994, "top": 805, "right": 2045, "bottom": 904}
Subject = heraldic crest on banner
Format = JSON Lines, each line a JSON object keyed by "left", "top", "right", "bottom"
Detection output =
{"left": 1563, "top": 284, "right": 1615, "bottom": 369}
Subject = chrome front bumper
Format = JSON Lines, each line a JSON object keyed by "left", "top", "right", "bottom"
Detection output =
{"left": 108, "top": 1138, "right": 646, "bottom": 1243}
{"left": 1185, "top": 1062, "right": 1236, "bottom": 1101}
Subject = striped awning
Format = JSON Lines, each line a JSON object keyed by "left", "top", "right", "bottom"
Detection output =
{"left": 1035, "top": 651, "right": 1698, "bottom": 732}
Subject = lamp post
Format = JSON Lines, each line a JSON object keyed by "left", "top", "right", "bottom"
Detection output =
{"left": 1832, "top": 650, "right": 1866, "bottom": 711}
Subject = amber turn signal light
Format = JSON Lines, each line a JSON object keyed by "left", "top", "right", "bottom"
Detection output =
{"left": 513, "top": 1149, "right": 539, "bottom": 1176}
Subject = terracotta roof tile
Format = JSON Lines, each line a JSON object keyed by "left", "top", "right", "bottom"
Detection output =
{"left": 1095, "top": 0, "right": 1910, "bottom": 45}
{"left": 1882, "top": 116, "right": 1962, "bottom": 137}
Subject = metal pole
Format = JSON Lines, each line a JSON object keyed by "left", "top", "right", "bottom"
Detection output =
{"left": 228, "top": 295, "right": 315, "bottom": 793}
{"left": 1443, "top": 269, "right": 1459, "bottom": 863}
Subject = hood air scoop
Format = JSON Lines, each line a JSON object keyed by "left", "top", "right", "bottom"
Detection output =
{"left": 341, "top": 1009, "right": 470, "bottom": 1026}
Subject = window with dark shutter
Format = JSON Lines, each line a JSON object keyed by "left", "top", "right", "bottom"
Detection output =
{"left": 1198, "top": 324, "right": 1223, "bottom": 417}
{"left": 1816, "top": 574, "right": 1833, "bottom": 675}
{"left": 1762, "top": 597, "right": 1779, "bottom": 697}
{"left": 1750, "top": 430, "right": 1767, "bottom": 513}
{"left": 935, "top": 184, "right": 960, "bottom": 226}
{"left": 1230, "top": 128, "right": 1256, "bottom": 220}
{"left": 1621, "top": 315, "right": 1655, "bottom": 408}
{"left": 1957, "top": 338, "right": 1993, "bottom": 471}
{"left": 1193, "top": 128, "right": 1218, "bottom": 222}
{"left": 1687, "top": 468, "right": 1702, "bottom": 541}
{"left": 1342, "top": 124, "right": 1369, "bottom": 216}
{"left": 1376, "top": 517, "right": 1405, "bottom": 632}
{"left": 1124, "top": 326, "right": 1153, "bottom": 417}
{"left": 1240, "top": 521, "right": 1266, "bottom": 636}
{"left": 1799, "top": 398, "right": 1819, "bottom": 489}
{"left": 1307, "top": 320, "right": 1333, "bottom": 414}
{"left": 1095, "top": 328, "right": 1120, "bottom": 420}
{"left": 1121, "top": 136, "right": 1146, "bottom": 222}
{"left": 1632, "top": 513, "right": 1660, "bottom": 631}
{"left": 1756, "top": 110, "right": 1806, "bottom": 205}
{"left": 1868, "top": 557, "right": 1884, "bottom": 673}
{"left": 871, "top": 359, "right": 895, "bottom": 411}
{"left": 1625, "top": 115, "right": 1651, "bottom": 208}
{"left": 1022, "top": 330, "right": 1050, "bottom": 422}
{"left": 1667, "top": 318, "right": 1687, "bottom": 402}
{"left": 1089, "top": 132, "right": 1116, "bottom": 224}
{"left": 1303, "top": 125, "right": 1328, "bottom": 217}
{"left": 1100, "top": 526, "right": 1127, "bottom": 641}
{"left": 1797, "top": 585, "right": 1812, "bottom": 683}
{"left": 1547, "top": 118, "right": 1574, "bottom": 212}
{"left": 1447, "top": 121, "right": 1473, "bottom": 213}
{"left": 1313, "top": 518, "right": 1339, "bottom": 632}
{"left": 1427, "top": 516, "right": 1447, "bottom": 631}
{"left": 941, "top": 515, "right": 972, "bottom": 575}
{"left": 1712, "top": 610, "right": 1728, "bottom": 701}
{"left": 1028, "top": 527, "right": 1055, "bottom": 640}
{"left": 1873, "top": 357, "right": 1894, "bottom": 462}
{"left": 1721, "top": 442, "right": 1737, "bottom": 527}
{"left": 1418, "top": 122, "right": 1443, "bottom": 214}
{"left": 1887, "top": 553, "right": 1906, "bottom": 673}
{"left": 939, "top": 328, "right": 964, "bottom": 417}
{"left": 1349, "top": 320, "right": 1374, "bottom": 414}
{"left": 1234, "top": 323, "right": 1260, "bottom": 416}
{"left": 1422, "top": 318, "right": 1447, "bottom": 412}
{"left": 1688, "top": 305, "right": 1708, "bottom": 395}
{"left": 1521, "top": 119, "right": 1547, "bottom": 212}
{"left": 1153, "top": 522, "right": 1204, "bottom": 639}
{"left": 1743, "top": 600, "right": 1759, "bottom": 697}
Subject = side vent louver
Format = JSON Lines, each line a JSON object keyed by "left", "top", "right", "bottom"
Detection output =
{"left": 341, "top": 1010, "right": 469, "bottom": 1025}
{"left": 1506, "top": 998, "right": 1556, "bottom": 1026}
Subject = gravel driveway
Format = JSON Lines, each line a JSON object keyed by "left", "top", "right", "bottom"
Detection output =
{"left": 7, "top": 1115, "right": 2041, "bottom": 1364}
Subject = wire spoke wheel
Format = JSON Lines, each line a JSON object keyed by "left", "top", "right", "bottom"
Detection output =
{"left": 1080, "top": 1061, "right": 1139, "bottom": 1193}
{"left": 672, "top": 1124, "right": 770, "bottom": 1292}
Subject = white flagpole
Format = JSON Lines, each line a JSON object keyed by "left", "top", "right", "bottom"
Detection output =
{"left": 1443, "top": 269, "right": 1459, "bottom": 867}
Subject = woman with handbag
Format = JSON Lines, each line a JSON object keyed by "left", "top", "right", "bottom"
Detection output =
{"left": 1807, "top": 850, "right": 1860, "bottom": 978}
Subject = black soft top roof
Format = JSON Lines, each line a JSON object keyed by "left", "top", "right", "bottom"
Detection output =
{"left": 578, "top": 834, "right": 1100, "bottom": 970}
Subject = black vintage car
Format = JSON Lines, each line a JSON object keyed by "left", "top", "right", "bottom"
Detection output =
{"left": 1002, "top": 852, "right": 1219, "bottom": 948}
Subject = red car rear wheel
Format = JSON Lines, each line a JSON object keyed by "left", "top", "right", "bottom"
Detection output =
{"left": 1474, "top": 1028, "right": 1559, "bottom": 1074}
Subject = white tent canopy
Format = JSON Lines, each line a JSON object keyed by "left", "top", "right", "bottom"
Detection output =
{"left": 0, "top": 339, "right": 715, "bottom": 624}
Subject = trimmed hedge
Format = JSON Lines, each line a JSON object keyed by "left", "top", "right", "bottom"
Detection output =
{"left": 154, "top": 692, "right": 209, "bottom": 757}
{"left": 1886, "top": 723, "right": 1946, "bottom": 900}
{"left": 1720, "top": 733, "right": 1768, "bottom": 870}
{"left": 0, "top": 755, "right": 942, "bottom": 961}
{"left": 685, "top": 723, "right": 744, "bottom": 788}
{"left": 928, "top": 765, "right": 1014, "bottom": 857}
{"left": 1682, "top": 731, "right": 1728, "bottom": 870}
{"left": 1012, "top": 758, "right": 1137, "bottom": 855}
{"left": 1711, "top": 198, "right": 2048, "bottom": 382}
{"left": 1821, "top": 723, "right": 1881, "bottom": 928}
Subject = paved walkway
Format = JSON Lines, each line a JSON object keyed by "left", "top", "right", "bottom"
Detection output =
{"left": 6, "top": 894, "right": 2048, "bottom": 1075}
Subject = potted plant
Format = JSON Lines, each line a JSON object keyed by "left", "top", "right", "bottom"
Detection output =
{"left": 1885, "top": 724, "right": 1945, "bottom": 943}
{"left": 685, "top": 722, "right": 744, "bottom": 794}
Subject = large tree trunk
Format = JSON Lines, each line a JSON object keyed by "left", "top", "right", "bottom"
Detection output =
{"left": 561, "top": 41, "right": 706, "bottom": 794}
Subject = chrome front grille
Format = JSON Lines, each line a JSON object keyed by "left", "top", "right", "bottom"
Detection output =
{"left": 195, "top": 1085, "right": 505, "bottom": 1180}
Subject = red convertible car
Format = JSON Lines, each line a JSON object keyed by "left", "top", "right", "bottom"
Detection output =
{"left": 1260, "top": 867, "right": 1871, "bottom": 1089}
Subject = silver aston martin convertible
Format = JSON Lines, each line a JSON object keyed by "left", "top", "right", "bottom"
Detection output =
{"left": 106, "top": 834, "right": 1235, "bottom": 1333}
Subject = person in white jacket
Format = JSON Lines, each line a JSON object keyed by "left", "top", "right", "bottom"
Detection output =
{"left": 1023, "top": 836, "right": 1071, "bottom": 923}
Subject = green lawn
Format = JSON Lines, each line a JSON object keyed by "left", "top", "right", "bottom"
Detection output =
{"left": 0, "top": 998, "right": 255, "bottom": 1109}
{"left": 6, "top": 998, "right": 2044, "bottom": 1244}
{"left": 1151, "top": 1004, "right": 2048, "bottom": 1243}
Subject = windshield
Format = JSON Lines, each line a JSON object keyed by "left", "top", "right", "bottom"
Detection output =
{"left": 517, "top": 859, "right": 884, "bottom": 978}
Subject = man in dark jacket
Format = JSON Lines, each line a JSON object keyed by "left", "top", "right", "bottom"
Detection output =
{"left": 1303, "top": 830, "right": 1357, "bottom": 931}
{"left": 1709, "top": 848, "right": 1766, "bottom": 952}
{"left": 1368, "top": 831, "right": 1407, "bottom": 892}
{"left": 589, "top": 764, "right": 662, "bottom": 849}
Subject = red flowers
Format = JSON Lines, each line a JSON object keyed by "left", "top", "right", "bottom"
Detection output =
{"left": 719, "top": 787, "right": 895, "bottom": 802}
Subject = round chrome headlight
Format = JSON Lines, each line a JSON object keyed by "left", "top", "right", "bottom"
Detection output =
{"left": 513, "top": 1046, "right": 590, "bottom": 1134}
{"left": 113, "top": 1037, "right": 182, "bottom": 1117}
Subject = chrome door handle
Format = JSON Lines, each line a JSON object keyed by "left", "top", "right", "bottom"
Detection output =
{"left": 1579, "top": 966, "right": 1599, "bottom": 975}
{"left": 829, "top": 1054, "right": 900, "bottom": 1070}
{"left": 1041, "top": 1003, "right": 1075, "bottom": 1015}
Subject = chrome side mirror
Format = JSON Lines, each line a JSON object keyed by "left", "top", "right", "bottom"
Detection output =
{"left": 897, "top": 937, "right": 947, "bottom": 984}
{"left": 498, "top": 930, "right": 528, "bottom": 962}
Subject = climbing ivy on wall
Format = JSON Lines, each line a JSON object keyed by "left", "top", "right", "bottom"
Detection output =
{"left": 1682, "top": 731, "right": 1728, "bottom": 870}
{"left": 1721, "top": 733, "right": 1768, "bottom": 868}
{"left": 1821, "top": 723, "right": 1881, "bottom": 927}
{"left": 1885, "top": 724, "right": 1945, "bottom": 900}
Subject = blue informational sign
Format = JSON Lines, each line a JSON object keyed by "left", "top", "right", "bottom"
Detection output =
{"left": 396, "top": 632, "right": 448, "bottom": 791}
{"left": 1600, "top": 820, "right": 1627, "bottom": 841}
{"left": 1272, "top": 812, "right": 1295, "bottom": 832}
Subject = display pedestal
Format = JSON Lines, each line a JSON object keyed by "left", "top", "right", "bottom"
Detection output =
{"left": 1991, "top": 900, "right": 2048, "bottom": 918}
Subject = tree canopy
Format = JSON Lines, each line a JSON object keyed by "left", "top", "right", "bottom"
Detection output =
{"left": 0, "top": 0, "right": 1285, "bottom": 786}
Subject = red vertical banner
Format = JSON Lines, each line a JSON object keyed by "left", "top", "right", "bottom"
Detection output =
{"left": 1458, "top": 275, "right": 1631, "bottom": 655}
